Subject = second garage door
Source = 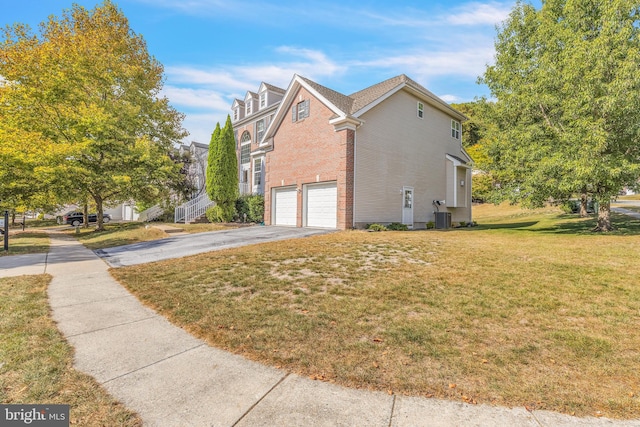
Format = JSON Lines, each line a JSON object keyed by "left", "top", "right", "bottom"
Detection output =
{"left": 273, "top": 187, "right": 297, "bottom": 226}
{"left": 305, "top": 182, "right": 337, "bottom": 228}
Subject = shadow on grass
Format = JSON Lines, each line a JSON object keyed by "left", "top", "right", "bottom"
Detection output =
{"left": 71, "top": 222, "right": 150, "bottom": 247}
{"left": 474, "top": 221, "right": 539, "bottom": 230}
{"left": 473, "top": 214, "right": 640, "bottom": 236}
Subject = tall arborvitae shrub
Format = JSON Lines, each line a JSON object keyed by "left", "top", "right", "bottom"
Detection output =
{"left": 205, "top": 116, "right": 238, "bottom": 222}
{"left": 205, "top": 122, "right": 221, "bottom": 202}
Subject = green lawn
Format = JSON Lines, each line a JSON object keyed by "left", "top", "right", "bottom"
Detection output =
{"left": 0, "top": 275, "right": 140, "bottom": 425}
{"left": 111, "top": 205, "right": 640, "bottom": 419}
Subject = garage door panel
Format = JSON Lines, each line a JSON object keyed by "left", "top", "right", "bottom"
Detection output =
{"left": 306, "top": 183, "right": 337, "bottom": 228}
{"left": 274, "top": 188, "right": 297, "bottom": 226}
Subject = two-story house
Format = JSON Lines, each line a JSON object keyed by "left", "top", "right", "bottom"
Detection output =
{"left": 232, "top": 74, "right": 472, "bottom": 230}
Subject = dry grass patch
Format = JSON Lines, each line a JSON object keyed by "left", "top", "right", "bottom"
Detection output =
{"left": 0, "top": 232, "right": 49, "bottom": 256}
{"left": 66, "top": 222, "right": 167, "bottom": 250}
{"left": 111, "top": 206, "right": 640, "bottom": 419}
{"left": 0, "top": 275, "right": 140, "bottom": 425}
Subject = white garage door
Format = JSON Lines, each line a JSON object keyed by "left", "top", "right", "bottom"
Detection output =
{"left": 306, "top": 182, "right": 337, "bottom": 228}
{"left": 273, "top": 187, "right": 297, "bottom": 226}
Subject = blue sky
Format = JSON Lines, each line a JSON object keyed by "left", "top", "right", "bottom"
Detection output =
{"left": 2, "top": 0, "right": 527, "bottom": 144}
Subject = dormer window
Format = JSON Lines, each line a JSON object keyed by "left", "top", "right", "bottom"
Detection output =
{"left": 259, "top": 92, "right": 267, "bottom": 109}
{"left": 233, "top": 108, "right": 239, "bottom": 121}
{"left": 246, "top": 102, "right": 252, "bottom": 116}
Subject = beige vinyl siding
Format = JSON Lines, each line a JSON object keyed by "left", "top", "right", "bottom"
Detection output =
{"left": 354, "top": 89, "right": 471, "bottom": 226}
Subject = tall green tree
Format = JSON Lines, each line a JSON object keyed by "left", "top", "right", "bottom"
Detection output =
{"left": 206, "top": 116, "right": 238, "bottom": 221}
{"left": 0, "top": 1, "right": 187, "bottom": 230}
{"left": 480, "top": 0, "right": 640, "bottom": 231}
{"left": 206, "top": 122, "right": 222, "bottom": 201}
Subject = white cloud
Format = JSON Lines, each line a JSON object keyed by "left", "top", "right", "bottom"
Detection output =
{"left": 163, "top": 46, "right": 347, "bottom": 141}
{"left": 162, "top": 86, "right": 231, "bottom": 111}
{"left": 181, "top": 112, "right": 221, "bottom": 144}
{"left": 438, "top": 94, "right": 461, "bottom": 103}
{"left": 164, "top": 67, "right": 252, "bottom": 90}
{"left": 353, "top": 45, "right": 494, "bottom": 82}
{"left": 164, "top": 46, "right": 345, "bottom": 115}
{"left": 448, "top": 2, "right": 512, "bottom": 26}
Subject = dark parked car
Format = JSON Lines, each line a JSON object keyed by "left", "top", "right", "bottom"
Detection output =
{"left": 61, "top": 211, "right": 111, "bottom": 226}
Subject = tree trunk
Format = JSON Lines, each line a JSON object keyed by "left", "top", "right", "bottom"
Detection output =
{"left": 594, "top": 200, "right": 613, "bottom": 232}
{"left": 579, "top": 191, "right": 589, "bottom": 217}
{"left": 95, "top": 196, "right": 104, "bottom": 231}
{"left": 83, "top": 203, "right": 89, "bottom": 229}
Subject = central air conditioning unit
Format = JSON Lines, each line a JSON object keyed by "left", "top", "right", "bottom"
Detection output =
{"left": 435, "top": 211, "right": 451, "bottom": 229}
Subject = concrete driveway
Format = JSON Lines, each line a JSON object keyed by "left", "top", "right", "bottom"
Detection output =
{"left": 96, "top": 226, "right": 334, "bottom": 267}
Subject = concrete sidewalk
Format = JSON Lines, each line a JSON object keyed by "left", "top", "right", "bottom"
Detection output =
{"left": 3, "top": 232, "right": 637, "bottom": 426}
{"left": 0, "top": 252, "right": 48, "bottom": 277}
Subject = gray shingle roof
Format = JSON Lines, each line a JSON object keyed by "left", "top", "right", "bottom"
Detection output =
{"left": 298, "top": 74, "right": 447, "bottom": 117}
{"left": 262, "top": 82, "right": 286, "bottom": 94}
{"left": 348, "top": 75, "right": 407, "bottom": 114}
{"left": 298, "top": 76, "right": 354, "bottom": 114}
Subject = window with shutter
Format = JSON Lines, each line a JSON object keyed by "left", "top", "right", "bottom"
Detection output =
{"left": 297, "top": 100, "right": 308, "bottom": 121}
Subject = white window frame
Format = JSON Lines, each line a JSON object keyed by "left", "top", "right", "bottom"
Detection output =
{"left": 259, "top": 92, "right": 267, "bottom": 109}
{"left": 451, "top": 120, "right": 461, "bottom": 140}
{"left": 256, "top": 119, "right": 265, "bottom": 142}
{"left": 240, "top": 144, "right": 251, "bottom": 164}
{"left": 233, "top": 108, "right": 239, "bottom": 121}
{"left": 246, "top": 101, "right": 252, "bottom": 116}
{"left": 240, "top": 131, "right": 251, "bottom": 164}
{"left": 417, "top": 102, "right": 424, "bottom": 119}
{"left": 253, "top": 158, "right": 262, "bottom": 187}
{"left": 297, "top": 100, "right": 307, "bottom": 121}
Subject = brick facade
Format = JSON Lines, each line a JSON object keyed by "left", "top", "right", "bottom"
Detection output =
{"left": 264, "top": 87, "right": 354, "bottom": 229}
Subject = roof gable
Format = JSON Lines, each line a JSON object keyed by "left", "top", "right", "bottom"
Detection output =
{"left": 259, "top": 82, "right": 286, "bottom": 94}
{"left": 244, "top": 91, "right": 258, "bottom": 102}
{"left": 351, "top": 75, "right": 466, "bottom": 120}
{"left": 262, "top": 74, "right": 467, "bottom": 141}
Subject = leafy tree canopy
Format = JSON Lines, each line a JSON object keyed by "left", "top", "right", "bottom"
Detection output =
{"left": 480, "top": 0, "right": 640, "bottom": 231}
{"left": 0, "top": 1, "right": 187, "bottom": 229}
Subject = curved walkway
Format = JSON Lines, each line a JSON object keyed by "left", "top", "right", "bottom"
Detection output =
{"left": 3, "top": 232, "right": 638, "bottom": 426}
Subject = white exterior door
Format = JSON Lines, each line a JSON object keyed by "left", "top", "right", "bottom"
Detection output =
{"left": 273, "top": 187, "right": 297, "bottom": 226}
{"left": 305, "top": 182, "right": 337, "bottom": 228}
{"left": 402, "top": 186, "right": 414, "bottom": 227}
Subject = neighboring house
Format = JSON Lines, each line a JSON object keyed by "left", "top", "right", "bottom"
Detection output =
{"left": 232, "top": 83, "right": 286, "bottom": 196}
{"left": 232, "top": 74, "right": 472, "bottom": 230}
{"left": 179, "top": 141, "right": 210, "bottom": 198}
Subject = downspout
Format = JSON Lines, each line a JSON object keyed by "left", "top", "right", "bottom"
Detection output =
{"left": 453, "top": 166, "right": 457, "bottom": 209}
{"left": 353, "top": 130, "right": 357, "bottom": 229}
